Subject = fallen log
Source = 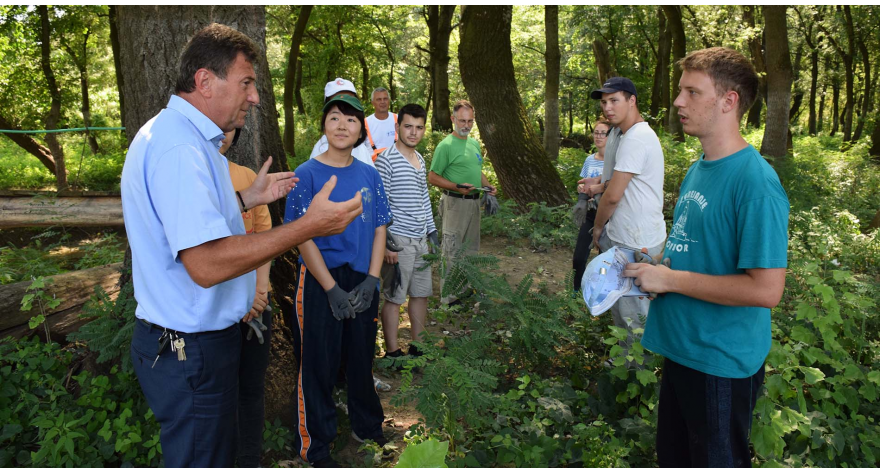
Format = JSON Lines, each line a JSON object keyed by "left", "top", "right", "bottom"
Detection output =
{"left": 0, "top": 194, "right": 123, "bottom": 228}
{"left": 0, "top": 263, "right": 122, "bottom": 333}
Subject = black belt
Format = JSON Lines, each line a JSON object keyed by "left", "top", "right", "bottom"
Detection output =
{"left": 443, "top": 190, "right": 480, "bottom": 200}
{"left": 138, "top": 319, "right": 232, "bottom": 335}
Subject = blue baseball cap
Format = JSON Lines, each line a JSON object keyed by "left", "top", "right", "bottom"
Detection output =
{"left": 590, "top": 77, "right": 638, "bottom": 100}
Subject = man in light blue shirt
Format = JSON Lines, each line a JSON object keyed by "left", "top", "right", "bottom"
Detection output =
{"left": 121, "top": 23, "right": 363, "bottom": 468}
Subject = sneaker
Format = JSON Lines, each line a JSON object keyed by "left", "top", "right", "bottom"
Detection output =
{"left": 384, "top": 348, "right": 405, "bottom": 359}
{"left": 408, "top": 343, "right": 423, "bottom": 357}
{"left": 352, "top": 431, "right": 389, "bottom": 447}
{"left": 311, "top": 457, "right": 341, "bottom": 468}
{"left": 373, "top": 376, "right": 392, "bottom": 392}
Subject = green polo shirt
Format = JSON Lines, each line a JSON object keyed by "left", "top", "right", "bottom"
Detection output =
{"left": 430, "top": 134, "right": 483, "bottom": 194}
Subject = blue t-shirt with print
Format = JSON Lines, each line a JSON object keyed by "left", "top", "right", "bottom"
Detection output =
{"left": 580, "top": 153, "right": 603, "bottom": 179}
{"left": 284, "top": 158, "right": 391, "bottom": 275}
{"left": 642, "top": 145, "right": 790, "bottom": 379}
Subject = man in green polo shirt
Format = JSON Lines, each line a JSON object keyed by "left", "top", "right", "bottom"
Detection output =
{"left": 428, "top": 99, "right": 497, "bottom": 306}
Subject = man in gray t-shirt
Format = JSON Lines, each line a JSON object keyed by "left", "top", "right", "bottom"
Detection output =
{"left": 588, "top": 77, "right": 666, "bottom": 360}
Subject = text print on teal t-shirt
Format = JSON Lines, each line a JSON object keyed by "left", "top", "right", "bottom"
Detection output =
{"left": 641, "top": 145, "right": 790, "bottom": 379}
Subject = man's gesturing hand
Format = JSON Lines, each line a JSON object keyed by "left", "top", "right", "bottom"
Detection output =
{"left": 301, "top": 175, "right": 363, "bottom": 237}
{"left": 240, "top": 156, "right": 298, "bottom": 209}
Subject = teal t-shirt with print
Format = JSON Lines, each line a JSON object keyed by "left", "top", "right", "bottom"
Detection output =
{"left": 641, "top": 145, "right": 789, "bottom": 379}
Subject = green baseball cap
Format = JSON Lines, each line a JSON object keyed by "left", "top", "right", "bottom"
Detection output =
{"left": 322, "top": 93, "right": 364, "bottom": 113}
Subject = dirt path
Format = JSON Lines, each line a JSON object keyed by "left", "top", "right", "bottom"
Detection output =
{"left": 269, "top": 235, "right": 577, "bottom": 467}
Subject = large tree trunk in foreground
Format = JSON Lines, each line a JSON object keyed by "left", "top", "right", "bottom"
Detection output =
{"left": 38, "top": 6, "right": 68, "bottom": 191}
{"left": 543, "top": 5, "right": 560, "bottom": 159}
{"left": 117, "top": 6, "right": 299, "bottom": 424}
{"left": 0, "top": 114, "right": 56, "bottom": 174}
{"left": 426, "top": 6, "right": 455, "bottom": 132}
{"left": 662, "top": 6, "right": 685, "bottom": 141}
{"left": 459, "top": 5, "right": 568, "bottom": 209}
{"left": 282, "top": 5, "right": 312, "bottom": 155}
{"left": 761, "top": 6, "right": 793, "bottom": 159}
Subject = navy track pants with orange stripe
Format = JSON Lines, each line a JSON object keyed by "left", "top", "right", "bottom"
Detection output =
{"left": 293, "top": 264, "right": 385, "bottom": 464}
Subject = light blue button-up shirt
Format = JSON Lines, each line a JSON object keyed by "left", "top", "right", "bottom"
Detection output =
{"left": 121, "top": 95, "right": 255, "bottom": 332}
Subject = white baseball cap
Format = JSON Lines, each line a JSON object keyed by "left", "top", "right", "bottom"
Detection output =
{"left": 324, "top": 78, "right": 357, "bottom": 98}
{"left": 581, "top": 246, "right": 648, "bottom": 316}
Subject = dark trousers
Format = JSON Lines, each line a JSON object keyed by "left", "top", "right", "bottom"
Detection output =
{"left": 236, "top": 298, "right": 273, "bottom": 467}
{"left": 131, "top": 319, "right": 241, "bottom": 467}
{"left": 292, "top": 264, "right": 384, "bottom": 464}
{"left": 656, "top": 358, "right": 765, "bottom": 468}
{"left": 572, "top": 209, "right": 597, "bottom": 291}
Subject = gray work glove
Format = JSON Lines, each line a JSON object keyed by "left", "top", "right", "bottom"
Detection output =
{"left": 572, "top": 193, "right": 591, "bottom": 228}
{"left": 246, "top": 314, "right": 268, "bottom": 344}
{"left": 386, "top": 231, "right": 403, "bottom": 252}
{"left": 427, "top": 230, "right": 439, "bottom": 254}
{"left": 389, "top": 262, "right": 402, "bottom": 290}
{"left": 327, "top": 284, "right": 356, "bottom": 321}
{"left": 482, "top": 193, "right": 500, "bottom": 216}
{"left": 348, "top": 275, "right": 380, "bottom": 313}
{"left": 634, "top": 251, "right": 671, "bottom": 299}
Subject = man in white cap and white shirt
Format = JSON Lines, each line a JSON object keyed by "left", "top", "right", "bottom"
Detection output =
{"left": 309, "top": 78, "right": 375, "bottom": 167}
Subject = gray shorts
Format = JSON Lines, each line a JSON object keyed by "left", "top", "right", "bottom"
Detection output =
{"left": 381, "top": 234, "right": 433, "bottom": 304}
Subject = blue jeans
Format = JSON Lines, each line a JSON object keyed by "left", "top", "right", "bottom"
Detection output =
{"left": 130, "top": 319, "right": 241, "bottom": 467}
{"left": 656, "top": 358, "right": 765, "bottom": 467}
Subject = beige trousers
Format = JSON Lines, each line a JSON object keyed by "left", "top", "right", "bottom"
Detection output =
{"left": 438, "top": 194, "right": 481, "bottom": 304}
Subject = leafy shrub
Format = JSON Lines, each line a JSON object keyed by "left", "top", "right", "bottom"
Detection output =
{"left": 0, "top": 337, "right": 161, "bottom": 467}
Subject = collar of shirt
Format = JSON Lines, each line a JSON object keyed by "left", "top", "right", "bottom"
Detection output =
{"left": 166, "top": 95, "right": 226, "bottom": 148}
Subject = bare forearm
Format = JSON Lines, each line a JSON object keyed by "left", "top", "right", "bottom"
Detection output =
{"left": 180, "top": 220, "right": 318, "bottom": 288}
{"left": 256, "top": 262, "right": 271, "bottom": 294}
{"left": 299, "top": 240, "right": 336, "bottom": 291}
{"left": 593, "top": 198, "right": 618, "bottom": 230}
{"left": 428, "top": 171, "right": 461, "bottom": 192}
{"left": 666, "top": 270, "right": 785, "bottom": 308}
{"left": 369, "top": 227, "right": 386, "bottom": 277}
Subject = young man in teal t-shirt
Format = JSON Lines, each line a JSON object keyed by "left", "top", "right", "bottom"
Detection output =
{"left": 624, "top": 48, "right": 789, "bottom": 468}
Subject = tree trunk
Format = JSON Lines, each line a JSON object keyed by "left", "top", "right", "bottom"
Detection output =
{"left": 870, "top": 114, "right": 880, "bottom": 162}
{"left": 38, "top": 6, "right": 68, "bottom": 191}
{"left": 108, "top": 6, "right": 125, "bottom": 130}
{"left": 62, "top": 33, "right": 102, "bottom": 156}
{"left": 650, "top": 7, "right": 671, "bottom": 122}
{"left": 761, "top": 6, "right": 793, "bottom": 159}
{"left": 788, "top": 43, "right": 804, "bottom": 124}
{"left": 808, "top": 44, "right": 819, "bottom": 135}
{"left": 282, "top": 5, "right": 312, "bottom": 155}
{"left": 662, "top": 6, "right": 685, "bottom": 141}
{"left": 852, "top": 33, "right": 871, "bottom": 142}
{"left": 0, "top": 263, "right": 122, "bottom": 339}
{"left": 841, "top": 6, "right": 855, "bottom": 142}
{"left": 869, "top": 208, "right": 880, "bottom": 231}
{"left": 459, "top": 6, "right": 568, "bottom": 209}
{"left": 831, "top": 59, "right": 840, "bottom": 136}
{"left": 294, "top": 57, "right": 304, "bottom": 114}
{"left": 116, "top": 7, "right": 300, "bottom": 423}
{"left": 743, "top": 5, "right": 766, "bottom": 129}
{"left": 426, "top": 6, "right": 455, "bottom": 132}
{"left": 591, "top": 39, "right": 616, "bottom": 84}
{"left": 817, "top": 82, "right": 825, "bottom": 133}
{"left": 0, "top": 114, "right": 57, "bottom": 174}
{"left": 355, "top": 53, "right": 368, "bottom": 100}
{"left": 543, "top": 5, "right": 560, "bottom": 160}
{"left": 0, "top": 194, "right": 122, "bottom": 228}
